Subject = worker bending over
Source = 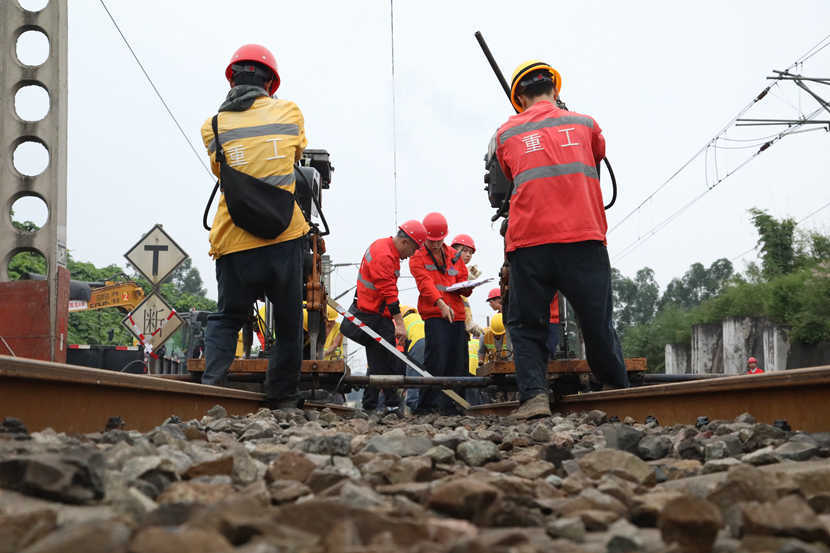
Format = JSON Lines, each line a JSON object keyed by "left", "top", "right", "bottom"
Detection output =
{"left": 492, "top": 60, "right": 628, "bottom": 419}
{"left": 486, "top": 288, "right": 502, "bottom": 313}
{"left": 352, "top": 220, "right": 427, "bottom": 411}
{"left": 410, "top": 212, "right": 473, "bottom": 414}
{"left": 200, "top": 44, "right": 308, "bottom": 409}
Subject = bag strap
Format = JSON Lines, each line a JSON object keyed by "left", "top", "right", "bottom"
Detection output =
{"left": 202, "top": 114, "right": 226, "bottom": 232}
{"left": 211, "top": 114, "right": 226, "bottom": 164}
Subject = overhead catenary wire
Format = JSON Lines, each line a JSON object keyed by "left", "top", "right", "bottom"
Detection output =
{"left": 614, "top": 107, "right": 826, "bottom": 261}
{"left": 389, "top": 0, "right": 399, "bottom": 227}
{"left": 609, "top": 33, "right": 830, "bottom": 237}
{"left": 98, "top": 0, "right": 213, "bottom": 180}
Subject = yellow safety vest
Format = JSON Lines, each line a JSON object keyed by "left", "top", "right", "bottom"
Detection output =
{"left": 403, "top": 311, "right": 425, "bottom": 352}
{"left": 468, "top": 338, "right": 479, "bottom": 375}
{"left": 200, "top": 96, "right": 309, "bottom": 259}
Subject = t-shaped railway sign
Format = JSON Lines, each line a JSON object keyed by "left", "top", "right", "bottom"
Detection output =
{"left": 122, "top": 224, "right": 187, "bottom": 352}
{"left": 124, "top": 224, "right": 188, "bottom": 286}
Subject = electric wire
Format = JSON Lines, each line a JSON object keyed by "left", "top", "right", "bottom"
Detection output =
{"left": 609, "top": 33, "right": 830, "bottom": 237}
{"left": 389, "top": 0, "right": 399, "bottom": 227}
{"left": 616, "top": 107, "right": 826, "bottom": 261}
{"left": 98, "top": 0, "right": 213, "bottom": 180}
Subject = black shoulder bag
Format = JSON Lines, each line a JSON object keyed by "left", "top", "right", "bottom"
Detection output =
{"left": 203, "top": 114, "right": 296, "bottom": 239}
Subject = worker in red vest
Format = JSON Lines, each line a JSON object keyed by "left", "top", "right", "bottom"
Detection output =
{"left": 492, "top": 60, "right": 628, "bottom": 419}
{"left": 547, "top": 293, "right": 561, "bottom": 359}
{"left": 353, "top": 219, "right": 427, "bottom": 411}
{"left": 410, "top": 212, "right": 472, "bottom": 414}
{"left": 486, "top": 288, "right": 503, "bottom": 313}
{"left": 746, "top": 357, "right": 764, "bottom": 374}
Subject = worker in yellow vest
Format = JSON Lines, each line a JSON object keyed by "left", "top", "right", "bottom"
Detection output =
{"left": 323, "top": 306, "right": 343, "bottom": 360}
{"left": 402, "top": 305, "right": 425, "bottom": 411}
{"left": 479, "top": 312, "right": 512, "bottom": 364}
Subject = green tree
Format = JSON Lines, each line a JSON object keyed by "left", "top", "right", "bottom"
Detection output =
{"left": 659, "top": 258, "right": 733, "bottom": 309}
{"left": 750, "top": 208, "right": 797, "bottom": 278}
{"left": 612, "top": 267, "right": 659, "bottom": 336}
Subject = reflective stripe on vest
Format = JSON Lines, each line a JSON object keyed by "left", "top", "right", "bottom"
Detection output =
{"left": 436, "top": 284, "right": 448, "bottom": 291}
{"left": 208, "top": 123, "right": 300, "bottom": 153}
{"left": 448, "top": 268, "right": 459, "bottom": 276}
{"left": 498, "top": 115, "right": 594, "bottom": 145}
{"left": 512, "top": 162, "right": 599, "bottom": 195}
{"left": 358, "top": 274, "right": 376, "bottom": 290}
{"left": 425, "top": 264, "right": 438, "bottom": 271}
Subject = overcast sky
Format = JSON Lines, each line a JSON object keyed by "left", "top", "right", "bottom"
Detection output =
{"left": 11, "top": 1, "right": 830, "bottom": 345}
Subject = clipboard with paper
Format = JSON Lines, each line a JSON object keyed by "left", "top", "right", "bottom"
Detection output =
{"left": 445, "top": 276, "right": 494, "bottom": 293}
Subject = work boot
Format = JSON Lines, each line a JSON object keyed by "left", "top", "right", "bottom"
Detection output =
{"left": 511, "top": 393, "right": 551, "bottom": 420}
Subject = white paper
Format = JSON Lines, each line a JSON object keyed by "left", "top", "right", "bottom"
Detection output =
{"left": 445, "top": 276, "right": 494, "bottom": 293}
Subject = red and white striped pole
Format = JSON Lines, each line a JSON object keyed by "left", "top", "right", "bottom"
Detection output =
{"left": 327, "top": 298, "right": 470, "bottom": 410}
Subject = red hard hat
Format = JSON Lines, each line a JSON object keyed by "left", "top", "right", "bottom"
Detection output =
{"left": 747, "top": 357, "right": 758, "bottom": 364}
{"left": 422, "top": 212, "right": 448, "bottom": 241}
{"left": 487, "top": 288, "right": 501, "bottom": 301}
{"left": 225, "top": 44, "right": 281, "bottom": 96}
{"left": 451, "top": 234, "right": 476, "bottom": 253}
{"left": 399, "top": 220, "right": 427, "bottom": 246}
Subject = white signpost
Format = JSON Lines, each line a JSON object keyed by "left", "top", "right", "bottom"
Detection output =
{"left": 122, "top": 224, "right": 188, "bottom": 359}
{"left": 121, "top": 293, "right": 183, "bottom": 350}
{"left": 124, "top": 224, "right": 188, "bottom": 286}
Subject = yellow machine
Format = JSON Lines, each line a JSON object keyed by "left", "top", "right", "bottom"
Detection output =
{"left": 69, "top": 281, "right": 145, "bottom": 313}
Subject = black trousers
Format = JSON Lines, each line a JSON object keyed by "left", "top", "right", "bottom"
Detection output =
{"left": 204, "top": 238, "right": 304, "bottom": 402}
{"left": 418, "top": 318, "right": 467, "bottom": 413}
{"left": 362, "top": 315, "right": 402, "bottom": 410}
{"left": 506, "top": 241, "right": 628, "bottom": 402}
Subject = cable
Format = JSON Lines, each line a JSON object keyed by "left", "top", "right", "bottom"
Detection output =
{"left": 608, "top": 93, "right": 767, "bottom": 235}
{"left": 610, "top": 33, "right": 830, "bottom": 237}
{"left": 389, "top": 0, "right": 399, "bottom": 227}
{"left": 98, "top": 0, "right": 213, "bottom": 180}
{"left": 615, "top": 107, "right": 826, "bottom": 261}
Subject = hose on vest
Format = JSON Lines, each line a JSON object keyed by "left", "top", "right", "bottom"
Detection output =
{"left": 475, "top": 30, "right": 618, "bottom": 212}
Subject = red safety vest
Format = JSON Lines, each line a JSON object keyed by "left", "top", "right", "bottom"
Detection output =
{"left": 747, "top": 367, "right": 764, "bottom": 374}
{"left": 356, "top": 237, "right": 401, "bottom": 317}
{"left": 409, "top": 244, "right": 469, "bottom": 321}
{"left": 550, "top": 293, "right": 560, "bottom": 324}
{"left": 495, "top": 100, "right": 607, "bottom": 252}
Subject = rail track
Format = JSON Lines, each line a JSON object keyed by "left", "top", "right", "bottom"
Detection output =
{"left": 1, "top": 355, "right": 829, "bottom": 434}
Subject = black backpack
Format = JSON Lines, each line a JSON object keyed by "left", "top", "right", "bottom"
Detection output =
{"left": 202, "top": 114, "right": 295, "bottom": 239}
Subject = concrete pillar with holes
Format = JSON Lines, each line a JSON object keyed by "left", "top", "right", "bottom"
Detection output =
{"left": 0, "top": 0, "right": 69, "bottom": 361}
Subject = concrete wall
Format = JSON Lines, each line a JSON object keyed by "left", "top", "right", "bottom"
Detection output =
{"left": 722, "top": 317, "right": 765, "bottom": 374}
{"left": 762, "top": 324, "right": 791, "bottom": 371}
{"left": 665, "top": 343, "right": 691, "bottom": 375}
{"left": 692, "top": 323, "right": 723, "bottom": 374}
{"left": 787, "top": 341, "right": 830, "bottom": 370}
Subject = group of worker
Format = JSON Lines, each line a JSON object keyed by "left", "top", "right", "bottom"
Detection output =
{"left": 199, "top": 43, "right": 630, "bottom": 419}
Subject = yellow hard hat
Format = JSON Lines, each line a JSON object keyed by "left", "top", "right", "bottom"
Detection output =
{"left": 327, "top": 305, "right": 338, "bottom": 321}
{"left": 490, "top": 312, "right": 506, "bottom": 336}
{"left": 509, "top": 60, "right": 562, "bottom": 113}
{"left": 401, "top": 305, "right": 416, "bottom": 317}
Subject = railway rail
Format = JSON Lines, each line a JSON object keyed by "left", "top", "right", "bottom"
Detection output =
{"left": 1, "top": 354, "right": 829, "bottom": 434}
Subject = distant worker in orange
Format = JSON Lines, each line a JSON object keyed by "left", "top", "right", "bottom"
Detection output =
{"left": 450, "top": 234, "right": 484, "bottom": 338}
{"left": 486, "top": 288, "right": 502, "bottom": 313}
{"left": 746, "top": 357, "right": 764, "bottom": 374}
{"left": 410, "top": 212, "right": 472, "bottom": 414}
{"left": 547, "top": 294, "right": 561, "bottom": 359}
{"left": 347, "top": 220, "right": 427, "bottom": 411}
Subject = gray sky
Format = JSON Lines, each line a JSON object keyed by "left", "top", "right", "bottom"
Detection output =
{"left": 12, "top": 0, "right": 830, "bottom": 341}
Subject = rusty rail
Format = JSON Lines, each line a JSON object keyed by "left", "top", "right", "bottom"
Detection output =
{"left": 469, "top": 365, "right": 830, "bottom": 432}
{"left": 0, "top": 355, "right": 263, "bottom": 434}
{"left": 3, "top": 355, "right": 830, "bottom": 434}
